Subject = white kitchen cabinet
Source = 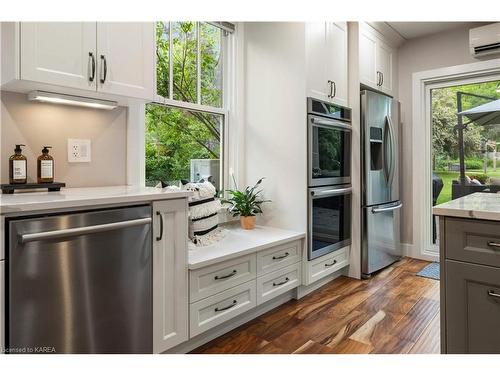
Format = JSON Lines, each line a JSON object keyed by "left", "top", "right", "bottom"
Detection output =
{"left": 97, "top": 22, "right": 155, "bottom": 100}
{"left": 359, "top": 23, "right": 395, "bottom": 97}
{"left": 152, "top": 199, "right": 189, "bottom": 353}
{"left": 306, "top": 22, "right": 348, "bottom": 107}
{"left": 2, "top": 22, "right": 155, "bottom": 101}
{"left": 20, "top": 22, "right": 97, "bottom": 91}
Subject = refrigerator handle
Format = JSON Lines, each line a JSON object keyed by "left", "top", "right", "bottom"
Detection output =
{"left": 383, "top": 116, "right": 390, "bottom": 183}
{"left": 372, "top": 202, "right": 402, "bottom": 213}
{"left": 386, "top": 115, "right": 396, "bottom": 186}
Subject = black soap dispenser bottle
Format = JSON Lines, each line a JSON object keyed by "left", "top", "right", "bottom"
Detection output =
{"left": 9, "top": 144, "right": 27, "bottom": 184}
{"left": 37, "top": 146, "right": 54, "bottom": 184}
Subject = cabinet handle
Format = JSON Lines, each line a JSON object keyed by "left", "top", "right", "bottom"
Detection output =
{"left": 100, "top": 55, "right": 107, "bottom": 84}
{"left": 215, "top": 300, "right": 237, "bottom": 312}
{"left": 88, "top": 52, "right": 96, "bottom": 82}
{"left": 214, "top": 270, "right": 237, "bottom": 280}
{"left": 272, "top": 252, "right": 289, "bottom": 260}
{"left": 487, "top": 290, "right": 500, "bottom": 299}
{"left": 327, "top": 80, "right": 333, "bottom": 98}
{"left": 325, "top": 260, "right": 337, "bottom": 267}
{"left": 273, "top": 277, "right": 290, "bottom": 287}
{"left": 332, "top": 81, "right": 337, "bottom": 97}
{"left": 376, "top": 71, "right": 381, "bottom": 86}
{"left": 156, "top": 211, "right": 163, "bottom": 241}
{"left": 380, "top": 72, "right": 384, "bottom": 86}
{"left": 487, "top": 241, "right": 500, "bottom": 248}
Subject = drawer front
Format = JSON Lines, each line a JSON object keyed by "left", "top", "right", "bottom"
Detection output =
{"left": 257, "top": 240, "right": 301, "bottom": 276}
{"left": 189, "top": 280, "right": 256, "bottom": 338}
{"left": 305, "top": 247, "right": 349, "bottom": 285}
{"left": 445, "top": 217, "right": 500, "bottom": 268}
{"left": 189, "top": 254, "right": 256, "bottom": 302}
{"left": 256, "top": 262, "right": 301, "bottom": 304}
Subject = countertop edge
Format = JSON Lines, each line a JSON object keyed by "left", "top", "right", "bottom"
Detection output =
{"left": 188, "top": 232, "right": 306, "bottom": 270}
{"left": 432, "top": 207, "right": 500, "bottom": 221}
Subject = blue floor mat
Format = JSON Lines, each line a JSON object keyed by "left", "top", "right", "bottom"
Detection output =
{"left": 416, "top": 262, "right": 440, "bottom": 280}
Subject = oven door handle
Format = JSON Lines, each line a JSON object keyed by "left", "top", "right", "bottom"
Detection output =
{"left": 310, "top": 117, "right": 352, "bottom": 131}
{"left": 371, "top": 202, "right": 402, "bottom": 214}
{"left": 311, "top": 187, "right": 352, "bottom": 197}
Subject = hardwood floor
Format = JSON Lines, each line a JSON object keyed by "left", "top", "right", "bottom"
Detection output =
{"left": 191, "top": 257, "right": 440, "bottom": 354}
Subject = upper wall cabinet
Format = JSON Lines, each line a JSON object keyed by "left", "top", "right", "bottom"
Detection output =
{"left": 97, "top": 23, "right": 155, "bottom": 99}
{"left": 359, "top": 23, "right": 395, "bottom": 97}
{"left": 1, "top": 22, "right": 155, "bottom": 102}
{"left": 306, "top": 22, "right": 348, "bottom": 107}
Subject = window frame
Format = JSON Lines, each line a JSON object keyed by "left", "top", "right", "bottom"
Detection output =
{"left": 148, "top": 21, "right": 232, "bottom": 191}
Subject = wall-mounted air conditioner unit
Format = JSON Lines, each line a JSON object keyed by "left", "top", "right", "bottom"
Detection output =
{"left": 470, "top": 23, "right": 500, "bottom": 57}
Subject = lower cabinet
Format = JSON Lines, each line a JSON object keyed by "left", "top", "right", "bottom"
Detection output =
{"left": 303, "top": 246, "right": 349, "bottom": 285}
{"left": 188, "top": 239, "right": 303, "bottom": 338}
{"left": 0, "top": 261, "right": 4, "bottom": 353}
{"left": 153, "top": 199, "right": 189, "bottom": 354}
{"left": 445, "top": 260, "right": 500, "bottom": 354}
{"left": 190, "top": 280, "right": 257, "bottom": 337}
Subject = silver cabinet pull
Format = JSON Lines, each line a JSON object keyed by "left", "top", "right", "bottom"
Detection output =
{"left": 88, "top": 52, "right": 96, "bottom": 82}
{"left": 487, "top": 290, "right": 500, "bottom": 299}
{"left": 327, "top": 80, "right": 333, "bottom": 98}
{"left": 19, "top": 218, "right": 152, "bottom": 244}
{"left": 332, "top": 81, "right": 336, "bottom": 98}
{"left": 214, "top": 300, "right": 237, "bottom": 312}
{"left": 272, "top": 252, "right": 289, "bottom": 260}
{"left": 381, "top": 72, "right": 384, "bottom": 86}
{"left": 325, "top": 260, "right": 337, "bottom": 267}
{"left": 487, "top": 241, "right": 500, "bottom": 249}
{"left": 214, "top": 270, "right": 237, "bottom": 280}
{"left": 273, "top": 277, "right": 290, "bottom": 287}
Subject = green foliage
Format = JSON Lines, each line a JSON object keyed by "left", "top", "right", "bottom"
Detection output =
{"left": 432, "top": 81, "right": 500, "bottom": 165}
{"left": 146, "top": 22, "right": 223, "bottom": 186}
{"left": 221, "top": 178, "right": 271, "bottom": 217}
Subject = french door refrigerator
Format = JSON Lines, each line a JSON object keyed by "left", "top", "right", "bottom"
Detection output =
{"left": 361, "top": 90, "right": 402, "bottom": 278}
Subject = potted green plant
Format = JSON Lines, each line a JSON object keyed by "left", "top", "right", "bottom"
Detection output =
{"left": 222, "top": 177, "right": 271, "bottom": 230}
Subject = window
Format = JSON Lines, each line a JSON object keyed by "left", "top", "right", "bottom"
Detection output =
{"left": 146, "top": 22, "right": 230, "bottom": 190}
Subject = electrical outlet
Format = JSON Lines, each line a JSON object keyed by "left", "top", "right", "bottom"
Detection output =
{"left": 68, "top": 139, "right": 91, "bottom": 163}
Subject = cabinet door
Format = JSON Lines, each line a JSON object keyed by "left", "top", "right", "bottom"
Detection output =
{"left": 359, "top": 26, "right": 378, "bottom": 89}
{"left": 153, "top": 199, "right": 189, "bottom": 353}
{"left": 97, "top": 22, "right": 155, "bottom": 100}
{"left": 376, "top": 39, "right": 393, "bottom": 95}
{"left": 306, "top": 22, "right": 329, "bottom": 101}
{"left": 20, "top": 22, "right": 97, "bottom": 90}
{"left": 445, "top": 260, "right": 500, "bottom": 354}
{"left": 326, "top": 22, "right": 348, "bottom": 107}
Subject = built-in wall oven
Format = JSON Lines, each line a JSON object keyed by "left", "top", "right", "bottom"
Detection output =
{"left": 307, "top": 98, "right": 352, "bottom": 261}
{"left": 308, "top": 184, "right": 352, "bottom": 260}
{"left": 308, "top": 98, "right": 352, "bottom": 187}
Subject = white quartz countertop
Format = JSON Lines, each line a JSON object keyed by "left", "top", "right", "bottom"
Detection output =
{"left": 433, "top": 192, "right": 500, "bottom": 221}
{"left": 188, "top": 224, "right": 306, "bottom": 269}
{"left": 0, "top": 185, "right": 190, "bottom": 214}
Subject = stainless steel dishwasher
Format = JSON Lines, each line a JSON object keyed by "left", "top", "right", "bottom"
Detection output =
{"left": 7, "top": 205, "right": 152, "bottom": 354}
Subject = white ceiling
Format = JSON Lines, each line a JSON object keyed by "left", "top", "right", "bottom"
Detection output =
{"left": 387, "top": 22, "right": 478, "bottom": 40}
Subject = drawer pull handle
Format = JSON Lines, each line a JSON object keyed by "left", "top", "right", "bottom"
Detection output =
{"left": 272, "top": 252, "right": 290, "bottom": 260}
{"left": 273, "top": 277, "right": 290, "bottom": 287}
{"left": 325, "top": 260, "right": 337, "bottom": 267}
{"left": 487, "top": 241, "right": 500, "bottom": 249}
{"left": 488, "top": 290, "right": 500, "bottom": 299}
{"left": 214, "top": 270, "right": 237, "bottom": 280}
{"left": 215, "top": 300, "right": 237, "bottom": 312}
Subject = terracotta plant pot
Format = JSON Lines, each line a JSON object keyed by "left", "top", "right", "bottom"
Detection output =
{"left": 240, "top": 215, "right": 256, "bottom": 230}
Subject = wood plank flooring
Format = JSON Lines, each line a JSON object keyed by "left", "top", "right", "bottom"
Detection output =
{"left": 191, "top": 257, "right": 440, "bottom": 354}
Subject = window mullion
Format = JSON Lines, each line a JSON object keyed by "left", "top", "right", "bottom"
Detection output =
{"left": 168, "top": 21, "right": 173, "bottom": 100}
{"left": 196, "top": 22, "right": 202, "bottom": 105}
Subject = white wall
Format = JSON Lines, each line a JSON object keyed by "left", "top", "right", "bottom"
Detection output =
{"left": 243, "top": 22, "right": 307, "bottom": 232}
{"left": 397, "top": 23, "right": 492, "bottom": 245}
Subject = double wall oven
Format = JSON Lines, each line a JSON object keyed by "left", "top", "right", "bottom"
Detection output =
{"left": 307, "top": 98, "right": 352, "bottom": 260}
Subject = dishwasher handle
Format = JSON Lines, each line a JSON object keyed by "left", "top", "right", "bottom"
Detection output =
{"left": 19, "top": 217, "right": 152, "bottom": 244}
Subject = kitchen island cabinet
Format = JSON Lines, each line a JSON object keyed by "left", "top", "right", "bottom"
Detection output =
{"left": 434, "top": 192, "right": 500, "bottom": 354}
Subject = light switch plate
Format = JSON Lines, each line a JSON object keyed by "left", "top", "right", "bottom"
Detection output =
{"left": 68, "top": 139, "right": 91, "bottom": 163}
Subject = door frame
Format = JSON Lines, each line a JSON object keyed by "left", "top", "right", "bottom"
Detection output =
{"left": 411, "top": 58, "right": 500, "bottom": 261}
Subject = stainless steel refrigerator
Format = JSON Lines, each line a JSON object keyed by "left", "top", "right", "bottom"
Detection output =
{"left": 361, "top": 90, "right": 402, "bottom": 278}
